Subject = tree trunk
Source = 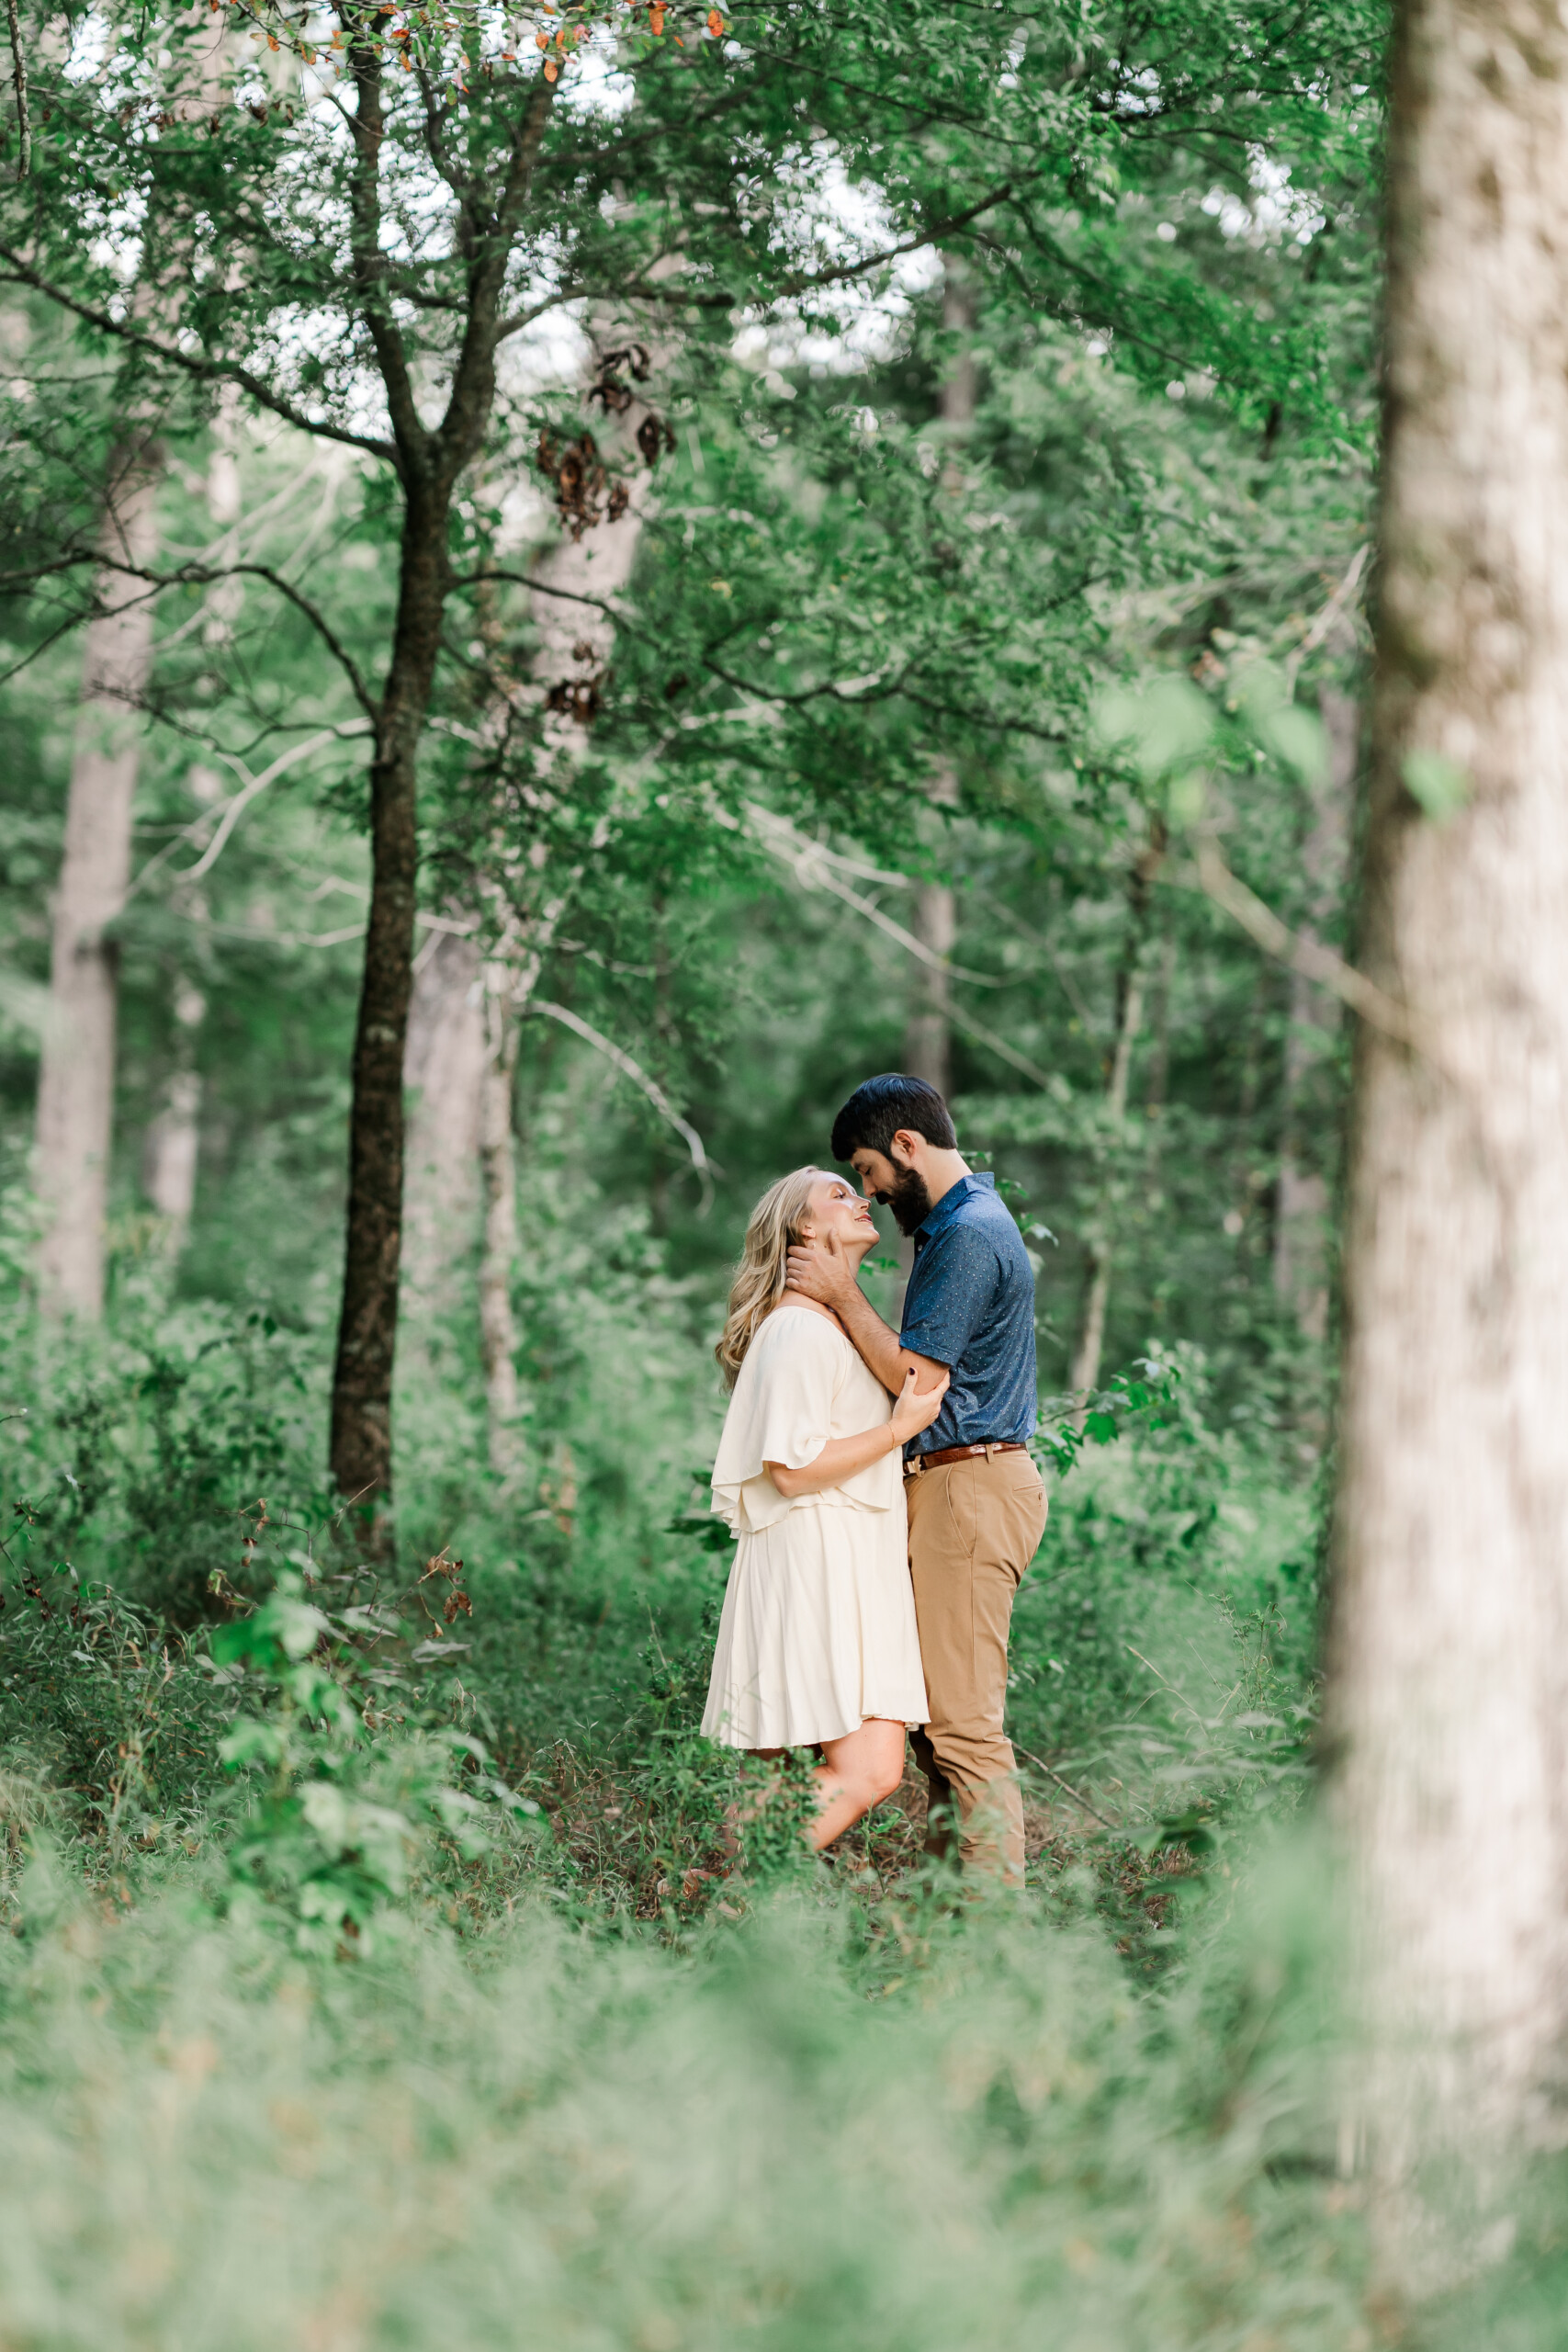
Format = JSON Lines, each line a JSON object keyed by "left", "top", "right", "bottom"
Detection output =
{"left": 142, "top": 976, "right": 206, "bottom": 1238}
{"left": 142, "top": 396, "right": 241, "bottom": 1252}
{"left": 401, "top": 927, "right": 486, "bottom": 1315}
{"left": 478, "top": 984, "right": 522, "bottom": 1474}
{"left": 903, "top": 773, "right": 959, "bottom": 1095}
{"left": 1273, "top": 686, "right": 1359, "bottom": 1340}
{"left": 1070, "top": 840, "right": 1159, "bottom": 1398}
{"left": 34, "top": 437, "right": 162, "bottom": 1317}
{"left": 903, "top": 264, "right": 976, "bottom": 1097}
{"left": 471, "top": 444, "right": 654, "bottom": 1472}
{"left": 329, "top": 492, "right": 448, "bottom": 1516}
{"left": 1330, "top": 0, "right": 1568, "bottom": 2190}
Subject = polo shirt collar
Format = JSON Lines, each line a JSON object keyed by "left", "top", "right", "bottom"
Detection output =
{"left": 915, "top": 1170, "right": 994, "bottom": 1244}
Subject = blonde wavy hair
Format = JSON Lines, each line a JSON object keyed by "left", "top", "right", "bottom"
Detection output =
{"left": 715, "top": 1166, "right": 830, "bottom": 1388}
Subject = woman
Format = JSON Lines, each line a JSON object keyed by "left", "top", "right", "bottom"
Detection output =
{"left": 703, "top": 1167, "right": 948, "bottom": 1851}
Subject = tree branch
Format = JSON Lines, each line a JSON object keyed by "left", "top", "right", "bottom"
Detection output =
{"left": 526, "top": 1000, "right": 713, "bottom": 1204}
{"left": 434, "top": 74, "right": 556, "bottom": 481}
{"left": 1191, "top": 838, "right": 1417, "bottom": 1046}
{"left": 346, "top": 42, "right": 429, "bottom": 472}
{"left": 47, "top": 546, "right": 381, "bottom": 720}
{"left": 746, "top": 803, "right": 1004, "bottom": 984}
{"left": 0, "top": 244, "right": 399, "bottom": 466}
{"left": 616, "top": 179, "right": 1018, "bottom": 315}
{"left": 125, "top": 721, "right": 374, "bottom": 902}
{"left": 455, "top": 567, "right": 1071, "bottom": 743}
{"left": 6, "top": 0, "right": 28, "bottom": 178}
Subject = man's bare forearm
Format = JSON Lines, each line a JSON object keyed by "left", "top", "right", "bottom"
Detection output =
{"left": 837, "top": 1283, "right": 946, "bottom": 1396}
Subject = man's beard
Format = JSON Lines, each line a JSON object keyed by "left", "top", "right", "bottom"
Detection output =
{"left": 881, "top": 1165, "right": 933, "bottom": 1237}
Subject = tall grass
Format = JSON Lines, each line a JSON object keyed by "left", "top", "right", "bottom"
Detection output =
{"left": 9, "top": 1269, "right": 1568, "bottom": 2348}
{"left": 0, "top": 1839, "right": 1379, "bottom": 2352}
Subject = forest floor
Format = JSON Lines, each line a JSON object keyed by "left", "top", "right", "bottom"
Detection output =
{"left": 3, "top": 1315, "right": 1566, "bottom": 2349}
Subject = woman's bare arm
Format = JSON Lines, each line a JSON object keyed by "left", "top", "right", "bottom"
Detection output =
{"left": 765, "top": 1366, "right": 949, "bottom": 1498}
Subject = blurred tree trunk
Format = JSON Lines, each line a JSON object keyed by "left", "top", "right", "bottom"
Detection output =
{"left": 1330, "top": 0, "right": 1568, "bottom": 2202}
{"left": 903, "top": 264, "right": 976, "bottom": 1097}
{"left": 142, "top": 976, "right": 206, "bottom": 1239}
{"left": 1272, "top": 687, "right": 1359, "bottom": 1339}
{"left": 1070, "top": 832, "right": 1162, "bottom": 1398}
{"left": 34, "top": 436, "right": 162, "bottom": 1317}
{"left": 473, "top": 481, "right": 649, "bottom": 1476}
{"left": 1142, "top": 920, "right": 1176, "bottom": 1126}
{"left": 401, "top": 928, "right": 486, "bottom": 1314}
{"left": 143, "top": 398, "right": 243, "bottom": 1250}
{"left": 477, "top": 982, "right": 522, "bottom": 1464}
{"left": 397, "top": 380, "right": 653, "bottom": 1477}
{"left": 904, "top": 780, "right": 958, "bottom": 1094}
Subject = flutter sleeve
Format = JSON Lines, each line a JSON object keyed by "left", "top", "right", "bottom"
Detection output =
{"left": 710, "top": 1311, "right": 842, "bottom": 1535}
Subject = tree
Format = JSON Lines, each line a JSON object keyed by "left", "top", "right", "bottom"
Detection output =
{"left": 33, "top": 434, "right": 161, "bottom": 1317}
{"left": 3, "top": 0, "right": 1381, "bottom": 1518}
{"left": 1329, "top": 0, "right": 1568, "bottom": 2200}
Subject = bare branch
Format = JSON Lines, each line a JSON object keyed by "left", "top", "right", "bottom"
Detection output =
{"left": 527, "top": 1000, "right": 713, "bottom": 1204}
{"left": 615, "top": 180, "right": 1018, "bottom": 314}
{"left": 65, "top": 548, "right": 379, "bottom": 721}
{"left": 0, "top": 243, "right": 400, "bottom": 467}
{"left": 746, "top": 803, "right": 1004, "bottom": 984}
{"left": 946, "top": 1002, "right": 1054, "bottom": 1089}
{"left": 126, "top": 722, "right": 374, "bottom": 902}
{"left": 345, "top": 43, "right": 429, "bottom": 471}
{"left": 1191, "top": 838, "right": 1418, "bottom": 1046}
{"left": 493, "top": 282, "right": 590, "bottom": 343}
{"left": 6, "top": 0, "right": 28, "bottom": 178}
{"left": 1014, "top": 1747, "right": 1121, "bottom": 1831}
{"left": 1282, "top": 542, "right": 1370, "bottom": 698}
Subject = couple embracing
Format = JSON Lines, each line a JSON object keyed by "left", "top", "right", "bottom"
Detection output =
{"left": 701, "top": 1073, "right": 1047, "bottom": 1883}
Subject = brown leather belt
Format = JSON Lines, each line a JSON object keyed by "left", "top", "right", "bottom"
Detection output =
{"left": 905, "top": 1441, "right": 1028, "bottom": 1475}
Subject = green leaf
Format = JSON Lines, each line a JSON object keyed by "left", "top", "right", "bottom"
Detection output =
{"left": 1404, "top": 749, "right": 1470, "bottom": 822}
{"left": 1092, "top": 676, "right": 1215, "bottom": 781}
{"left": 219, "top": 1719, "right": 286, "bottom": 1770}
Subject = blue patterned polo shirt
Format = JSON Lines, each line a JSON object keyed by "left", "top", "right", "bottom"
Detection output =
{"left": 899, "top": 1172, "right": 1038, "bottom": 1457}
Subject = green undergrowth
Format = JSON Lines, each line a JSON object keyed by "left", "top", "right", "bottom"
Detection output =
{"left": 6, "top": 1310, "right": 1568, "bottom": 2345}
{"left": 1, "top": 1828, "right": 1380, "bottom": 2352}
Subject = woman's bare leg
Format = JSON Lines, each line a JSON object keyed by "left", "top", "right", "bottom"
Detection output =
{"left": 807, "top": 1719, "right": 908, "bottom": 1851}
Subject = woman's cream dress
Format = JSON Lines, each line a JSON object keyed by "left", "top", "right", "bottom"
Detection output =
{"left": 702, "top": 1305, "right": 929, "bottom": 1749}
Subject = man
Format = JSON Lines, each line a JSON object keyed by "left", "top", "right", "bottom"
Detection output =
{"left": 785, "top": 1072, "right": 1047, "bottom": 1883}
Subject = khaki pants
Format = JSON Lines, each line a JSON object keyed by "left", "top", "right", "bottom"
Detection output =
{"left": 906, "top": 1448, "right": 1048, "bottom": 1883}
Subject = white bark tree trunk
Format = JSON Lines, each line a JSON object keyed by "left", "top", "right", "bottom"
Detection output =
{"left": 1069, "top": 838, "right": 1161, "bottom": 1400}
{"left": 36, "top": 17, "right": 228, "bottom": 1311}
{"left": 396, "top": 395, "right": 653, "bottom": 1472}
{"left": 903, "top": 771, "right": 959, "bottom": 1096}
{"left": 34, "top": 441, "right": 162, "bottom": 1317}
{"left": 472, "top": 489, "right": 649, "bottom": 1472}
{"left": 1068, "top": 937, "right": 1145, "bottom": 1402}
{"left": 401, "top": 928, "right": 486, "bottom": 1315}
{"left": 142, "top": 977, "right": 207, "bottom": 1238}
{"left": 1331, "top": 0, "right": 1568, "bottom": 2185}
{"left": 477, "top": 984, "right": 522, "bottom": 1464}
{"left": 142, "top": 392, "right": 244, "bottom": 1250}
{"left": 1273, "top": 686, "right": 1359, "bottom": 1340}
{"left": 903, "top": 266, "right": 976, "bottom": 1098}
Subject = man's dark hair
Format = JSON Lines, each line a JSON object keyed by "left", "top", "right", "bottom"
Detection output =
{"left": 830, "top": 1074, "right": 956, "bottom": 1162}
